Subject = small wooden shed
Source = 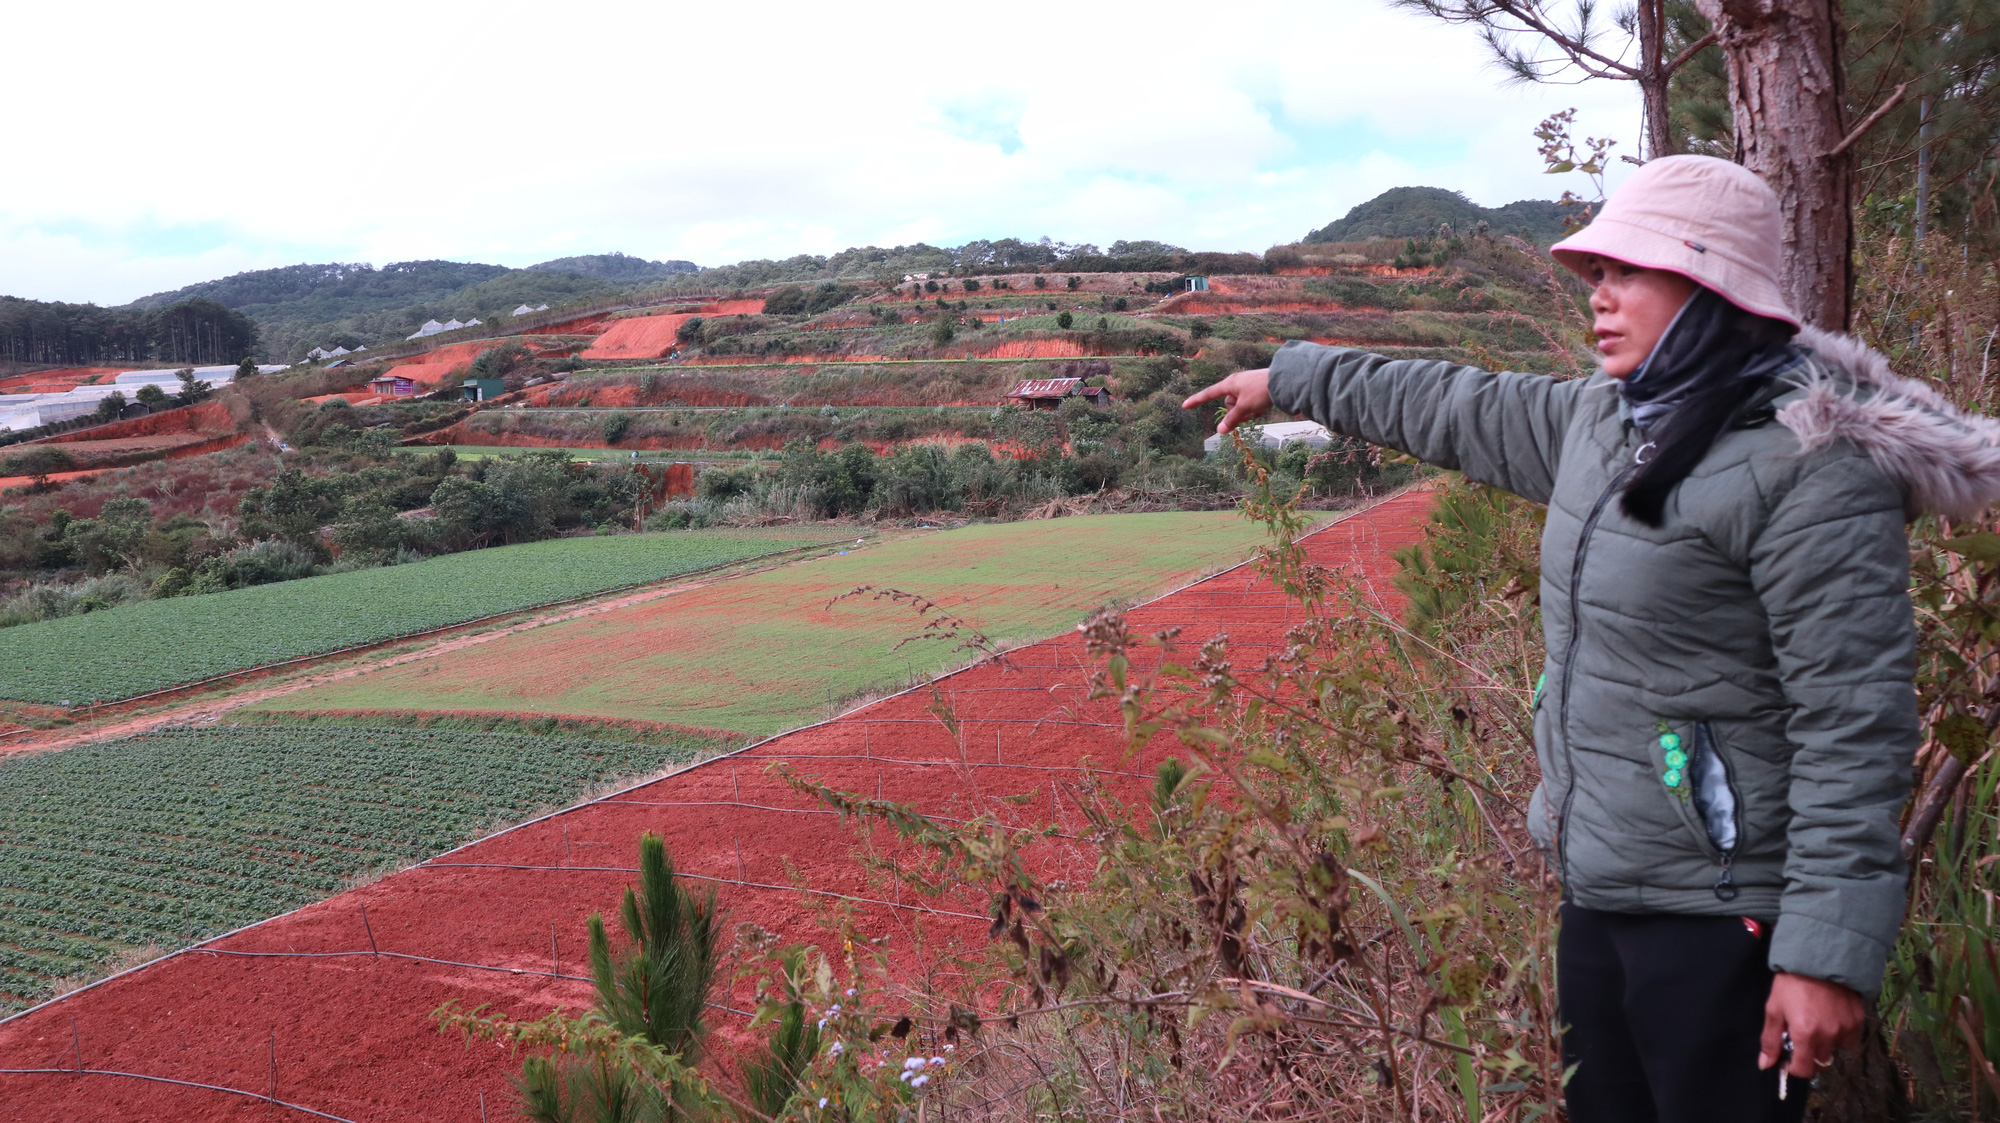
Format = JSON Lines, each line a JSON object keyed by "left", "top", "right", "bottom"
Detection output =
{"left": 368, "top": 376, "right": 417, "bottom": 397}
{"left": 1006, "top": 377, "right": 1110, "bottom": 410}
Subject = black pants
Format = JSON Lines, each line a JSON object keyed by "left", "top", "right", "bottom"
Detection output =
{"left": 1558, "top": 903, "right": 1807, "bottom": 1123}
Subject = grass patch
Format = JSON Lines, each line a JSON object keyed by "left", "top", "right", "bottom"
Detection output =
{"left": 0, "top": 528, "right": 846, "bottom": 705}
{"left": 256, "top": 511, "right": 1295, "bottom": 737}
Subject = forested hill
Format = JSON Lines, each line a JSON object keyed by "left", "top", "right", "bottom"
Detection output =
{"left": 5, "top": 186, "right": 1568, "bottom": 366}
{"left": 1305, "top": 187, "right": 1571, "bottom": 245}
{"left": 123, "top": 256, "right": 701, "bottom": 363}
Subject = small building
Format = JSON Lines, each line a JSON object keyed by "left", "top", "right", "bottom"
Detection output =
{"left": 1006, "top": 377, "right": 1110, "bottom": 410}
{"left": 461, "top": 378, "right": 506, "bottom": 402}
{"left": 368, "top": 375, "right": 417, "bottom": 397}
{"left": 1180, "top": 276, "right": 1210, "bottom": 292}
{"left": 1203, "top": 420, "right": 1332, "bottom": 456}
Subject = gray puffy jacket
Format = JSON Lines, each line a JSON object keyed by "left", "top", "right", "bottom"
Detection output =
{"left": 1269, "top": 328, "right": 1999, "bottom": 997}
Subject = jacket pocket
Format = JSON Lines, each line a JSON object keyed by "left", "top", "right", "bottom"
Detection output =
{"left": 1655, "top": 721, "right": 1744, "bottom": 901}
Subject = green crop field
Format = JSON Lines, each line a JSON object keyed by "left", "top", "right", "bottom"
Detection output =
{"left": 0, "top": 528, "right": 842, "bottom": 705}
{"left": 260, "top": 511, "right": 1298, "bottom": 737}
{"left": 0, "top": 724, "right": 729, "bottom": 1013}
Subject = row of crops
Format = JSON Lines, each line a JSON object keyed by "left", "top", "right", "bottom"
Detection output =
{"left": 0, "top": 527, "right": 839, "bottom": 704}
{"left": 0, "top": 724, "right": 732, "bottom": 1013}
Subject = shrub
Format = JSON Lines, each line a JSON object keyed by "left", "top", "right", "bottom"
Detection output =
{"left": 1066, "top": 276, "right": 1080, "bottom": 290}
{"left": 3, "top": 446, "right": 77, "bottom": 491}
{"left": 1056, "top": 311, "right": 1074, "bottom": 330}
{"left": 600, "top": 413, "right": 635, "bottom": 445}
{"left": 762, "top": 285, "right": 808, "bottom": 316}
{"left": 930, "top": 318, "right": 957, "bottom": 347}
{"left": 963, "top": 279, "right": 981, "bottom": 292}
{"left": 1034, "top": 275, "right": 1048, "bottom": 289}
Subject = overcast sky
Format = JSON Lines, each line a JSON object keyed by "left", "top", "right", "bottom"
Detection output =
{"left": 3, "top": 0, "right": 1642, "bottom": 306}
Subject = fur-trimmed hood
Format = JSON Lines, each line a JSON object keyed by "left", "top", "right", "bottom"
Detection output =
{"left": 1777, "top": 326, "right": 2000, "bottom": 519}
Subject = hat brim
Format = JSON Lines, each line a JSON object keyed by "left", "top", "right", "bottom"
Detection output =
{"left": 1551, "top": 217, "right": 1801, "bottom": 329}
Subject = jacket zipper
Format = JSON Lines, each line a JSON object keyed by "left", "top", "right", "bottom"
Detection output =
{"left": 1695, "top": 721, "right": 1743, "bottom": 902}
{"left": 1554, "top": 459, "right": 1640, "bottom": 886}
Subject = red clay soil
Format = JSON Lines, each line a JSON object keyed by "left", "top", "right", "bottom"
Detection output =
{"left": 0, "top": 468, "right": 106, "bottom": 493}
{"left": 0, "top": 367, "right": 127, "bottom": 393}
{"left": 962, "top": 338, "right": 1096, "bottom": 360}
{"left": 43, "top": 401, "right": 235, "bottom": 444}
{"left": 699, "top": 299, "right": 767, "bottom": 316}
{"left": 0, "top": 491, "right": 1436, "bottom": 1123}
{"left": 580, "top": 314, "right": 701, "bottom": 361}
{"left": 46, "top": 432, "right": 250, "bottom": 469}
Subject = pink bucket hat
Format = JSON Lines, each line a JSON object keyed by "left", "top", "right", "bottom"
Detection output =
{"left": 1550, "top": 154, "right": 1799, "bottom": 328}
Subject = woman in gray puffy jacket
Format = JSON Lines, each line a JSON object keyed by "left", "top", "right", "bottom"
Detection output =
{"left": 1186, "top": 155, "right": 1996, "bottom": 1122}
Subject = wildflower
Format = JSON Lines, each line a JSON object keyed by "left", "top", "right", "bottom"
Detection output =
{"left": 828, "top": 1042, "right": 843, "bottom": 1056}
{"left": 845, "top": 988, "right": 856, "bottom": 997}
{"left": 930, "top": 1056, "right": 945, "bottom": 1066}
{"left": 818, "top": 1099, "right": 829, "bottom": 1109}
{"left": 903, "top": 1057, "right": 926, "bottom": 1071}
{"left": 911, "top": 1074, "right": 930, "bottom": 1088}
{"left": 943, "top": 1044, "right": 954, "bottom": 1053}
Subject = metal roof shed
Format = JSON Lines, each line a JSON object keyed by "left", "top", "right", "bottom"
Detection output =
{"left": 1006, "top": 377, "right": 1110, "bottom": 410}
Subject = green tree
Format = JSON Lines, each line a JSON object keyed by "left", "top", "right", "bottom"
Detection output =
{"left": 516, "top": 833, "right": 719, "bottom": 1123}
{"left": 134, "top": 383, "right": 169, "bottom": 408}
{"left": 174, "top": 368, "right": 213, "bottom": 406}
{"left": 92, "top": 391, "right": 127, "bottom": 422}
{"left": 1056, "top": 311, "right": 1074, "bottom": 330}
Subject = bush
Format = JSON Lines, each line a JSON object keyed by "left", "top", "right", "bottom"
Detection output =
{"left": 762, "top": 285, "right": 809, "bottom": 316}
{"left": 1056, "top": 311, "right": 1074, "bottom": 330}
{"left": 930, "top": 318, "right": 957, "bottom": 347}
{"left": 600, "top": 412, "right": 634, "bottom": 444}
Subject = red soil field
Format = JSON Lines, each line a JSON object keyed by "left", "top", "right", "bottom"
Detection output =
{"left": 963, "top": 338, "right": 1095, "bottom": 360}
{"left": 699, "top": 299, "right": 767, "bottom": 316}
{"left": 0, "top": 468, "right": 106, "bottom": 493}
{"left": 580, "top": 314, "right": 701, "bottom": 361}
{"left": 0, "top": 491, "right": 1435, "bottom": 1122}
{"left": 0, "top": 367, "right": 127, "bottom": 394}
{"left": 50, "top": 432, "right": 251, "bottom": 469}
{"left": 44, "top": 400, "right": 234, "bottom": 443}
{"left": 302, "top": 392, "right": 383, "bottom": 405}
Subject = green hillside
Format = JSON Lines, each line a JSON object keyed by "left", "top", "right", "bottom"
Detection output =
{"left": 1305, "top": 186, "right": 1570, "bottom": 245}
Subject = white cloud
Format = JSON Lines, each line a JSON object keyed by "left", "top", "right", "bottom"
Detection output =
{"left": 0, "top": 0, "right": 1643, "bottom": 304}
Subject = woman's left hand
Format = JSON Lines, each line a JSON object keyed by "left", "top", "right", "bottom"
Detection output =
{"left": 1759, "top": 972, "right": 1866, "bottom": 1077}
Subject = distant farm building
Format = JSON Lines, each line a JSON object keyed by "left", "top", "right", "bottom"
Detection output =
{"left": 406, "top": 317, "right": 483, "bottom": 340}
{"left": 1203, "top": 420, "right": 1332, "bottom": 455}
{"left": 461, "top": 378, "right": 506, "bottom": 402}
{"left": 306, "top": 344, "right": 367, "bottom": 361}
{"left": 1006, "top": 377, "right": 1110, "bottom": 410}
{"left": 1180, "top": 276, "right": 1210, "bottom": 292}
{"left": 511, "top": 303, "right": 551, "bottom": 316}
{"left": 368, "top": 375, "right": 418, "bottom": 397}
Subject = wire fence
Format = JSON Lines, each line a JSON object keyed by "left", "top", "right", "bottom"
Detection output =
{"left": 0, "top": 491, "right": 1419, "bottom": 1116}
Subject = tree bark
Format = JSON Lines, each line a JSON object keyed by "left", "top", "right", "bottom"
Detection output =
{"left": 1693, "top": 0, "right": 1852, "bottom": 329}
{"left": 1637, "top": 0, "right": 1677, "bottom": 158}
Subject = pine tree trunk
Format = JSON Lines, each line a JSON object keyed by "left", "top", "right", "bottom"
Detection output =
{"left": 1637, "top": 0, "right": 1677, "bottom": 158}
{"left": 1693, "top": 0, "right": 1852, "bottom": 329}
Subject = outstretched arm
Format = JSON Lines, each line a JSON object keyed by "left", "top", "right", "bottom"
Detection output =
{"left": 1186, "top": 343, "right": 1585, "bottom": 504}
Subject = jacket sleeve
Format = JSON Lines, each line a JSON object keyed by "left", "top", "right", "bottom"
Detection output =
{"left": 1266, "top": 342, "right": 1581, "bottom": 504}
{"left": 1750, "top": 453, "right": 1918, "bottom": 999}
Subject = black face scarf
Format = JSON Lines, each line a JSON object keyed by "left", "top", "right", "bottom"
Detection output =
{"left": 1617, "top": 287, "right": 1800, "bottom": 525}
